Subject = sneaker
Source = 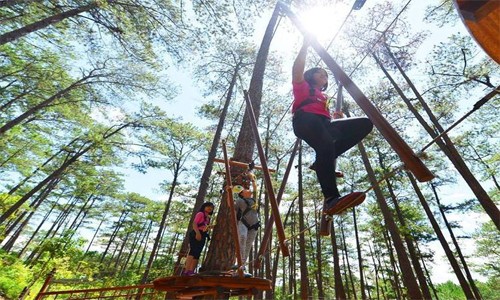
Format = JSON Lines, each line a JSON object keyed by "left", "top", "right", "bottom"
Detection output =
{"left": 182, "top": 270, "right": 195, "bottom": 276}
{"left": 230, "top": 270, "right": 253, "bottom": 278}
{"left": 309, "top": 163, "right": 344, "bottom": 178}
{"left": 323, "top": 192, "right": 366, "bottom": 215}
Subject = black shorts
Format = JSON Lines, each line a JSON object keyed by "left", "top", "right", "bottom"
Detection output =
{"left": 188, "top": 230, "right": 209, "bottom": 259}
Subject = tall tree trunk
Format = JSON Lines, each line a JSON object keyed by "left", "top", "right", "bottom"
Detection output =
{"left": 415, "top": 241, "right": 440, "bottom": 300}
{"left": 1, "top": 147, "right": 64, "bottom": 199}
{"left": 331, "top": 223, "right": 347, "bottom": 300}
{"left": 297, "top": 145, "right": 310, "bottom": 299}
{"left": 0, "top": 72, "right": 99, "bottom": 136}
{"left": 172, "top": 62, "right": 240, "bottom": 276}
{"left": 339, "top": 221, "right": 357, "bottom": 300}
{"left": 113, "top": 231, "right": 130, "bottom": 272}
{"left": 315, "top": 211, "right": 325, "bottom": 299}
{"left": 357, "top": 139, "right": 423, "bottom": 299}
{"left": 129, "top": 220, "right": 151, "bottom": 269}
{"left": 377, "top": 47, "right": 500, "bottom": 229}
{"left": 353, "top": 208, "right": 368, "bottom": 300}
{"left": 17, "top": 199, "right": 57, "bottom": 258}
{"left": 0, "top": 122, "right": 131, "bottom": 224}
{"left": 0, "top": 2, "right": 97, "bottom": 45}
{"left": 288, "top": 212, "right": 299, "bottom": 299}
{"left": 406, "top": 171, "right": 476, "bottom": 299}
{"left": 431, "top": 183, "right": 482, "bottom": 299}
{"left": 0, "top": 139, "right": 31, "bottom": 168}
{"left": 67, "top": 194, "right": 94, "bottom": 232}
{"left": 77, "top": 218, "right": 104, "bottom": 271}
{"left": 1, "top": 177, "right": 59, "bottom": 248}
{"left": 467, "top": 142, "right": 500, "bottom": 191}
{"left": 385, "top": 177, "right": 433, "bottom": 300}
{"left": 202, "top": 4, "right": 280, "bottom": 279}
{"left": 140, "top": 169, "right": 179, "bottom": 283}
{"left": 377, "top": 146, "right": 433, "bottom": 300}
{"left": 100, "top": 211, "right": 128, "bottom": 264}
{"left": 340, "top": 238, "right": 351, "bottom": 299}
{"left": 272, "top": 199, "right": 294, "bottom": 298}
{"left": 368, "top": 243, "right": 381, "bottom": 300}
{"left": 26, "top": 197, "right": 77, "bottom": 264}
{"left": 138, "top": 220, "right": 153, "bottom": 269}
{"left": 382, "top": 229, "right": 403, "bottom": 299}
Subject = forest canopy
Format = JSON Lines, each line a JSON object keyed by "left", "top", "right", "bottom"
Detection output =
{"left": 0, "top": 0, "right": 498, "bottom": 299}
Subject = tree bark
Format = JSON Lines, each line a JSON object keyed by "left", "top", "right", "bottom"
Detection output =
{"left": 0, "top": 72, "right": 99, "bottom": 136}
{"left": 357, "top": 141, "right": 423, "bottom": 299}
{"left": 331, "top": 223, "right": 347, "bottom": 300}
{"left": 379, "top": 45, "right": 500, "bottom": 229}
{"left": 431, "top": 183, "right": 482, "bottom": 299}
{"left": 406, "top": 171, "right": 476, "bottom": 299}
{"left": 0, "top": 3, "right": 97, "bottom": 45}
{"left": 353, "top": 209, "right": 368, "bottom": 300}
{"left": 297, "top": 145, "right": 310, "bottom": 299}
{"left": 172, "top": 61, "right": 240, "bottom": 276}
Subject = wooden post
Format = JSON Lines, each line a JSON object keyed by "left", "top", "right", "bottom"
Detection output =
{"left": 222, "top": 140, "right": 245, "bottom": 276}
{"left": 255, "top": 139, "right": 300, "bottom": 267}
{"left": 280, "top": 3, "right": 434, "bottom": 182}
{"left": 243, "top": 90, "right": 290, "bottom": 257}
{"left": 35, "top": 268, "right": 56, "bottom": 300}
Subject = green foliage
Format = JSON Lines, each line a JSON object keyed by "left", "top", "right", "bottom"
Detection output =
{"left": 476, "top": 276, "right": 500, "bottom": 300}
{"left": 473, "top": 220, "right": 500, "bottom": 278}
{"left": 0, "top": 1, "right": 498, "bottom": 299}
{"left": 435, "top": 280, "right": 465, "bottom": 300}
{"left": 0, "top": 250, "right": 33, "bottom": 299}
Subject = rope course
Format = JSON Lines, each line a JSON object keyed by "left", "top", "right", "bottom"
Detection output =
{"left": 6, "top": 1, "right": 496, "bottom": 299}
{"left": 149, "top": 1, "right": 498, "bottom": 298}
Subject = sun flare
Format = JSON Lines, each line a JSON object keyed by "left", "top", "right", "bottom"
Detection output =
{"left": 298, "top": 4, "right": 350, "bottom": 44}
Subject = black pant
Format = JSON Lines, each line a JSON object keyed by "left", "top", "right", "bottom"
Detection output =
{"left": 293, "top": 111, "right": 373, "bottom": 198}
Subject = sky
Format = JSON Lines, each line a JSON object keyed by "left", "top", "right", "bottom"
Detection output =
{"left": 117, "top": 0, "right": 494, "bottom": 284}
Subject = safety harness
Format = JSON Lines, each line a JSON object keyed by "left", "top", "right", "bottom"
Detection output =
{"left": 236, "top": 198, "right": 260, "bottom": 231}
{"left": 294, "top": 85, "right": 318, "bottom": 112}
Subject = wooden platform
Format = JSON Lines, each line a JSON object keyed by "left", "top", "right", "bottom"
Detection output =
{"left": 454, "top": 0, "right": 500, "bottom": 64}
{"left": 153, "top": 275, "right": 272, "bottom": 299}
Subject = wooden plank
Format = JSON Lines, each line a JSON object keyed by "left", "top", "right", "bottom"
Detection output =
{"left": 213, "top": 158, "right": 276, "bottom": 172}
{"left": 221, "top": 140, "right": 245, "bottom": 277}
{"left": 454, "top": 0, "right": 500, "bottom": 64}
{"left": 152, "top": 276, "right": 272, "bottom": 292}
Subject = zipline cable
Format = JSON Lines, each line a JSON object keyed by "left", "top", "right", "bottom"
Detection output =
{"left": 420, "top": 86, "right": 500, "bottom": 153}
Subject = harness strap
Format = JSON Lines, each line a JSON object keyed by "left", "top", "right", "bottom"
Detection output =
{"left": 237, "top": 198, "right": 260, "bottom": 231}
{"left": 295, "top": 84, "right": 318, "bottom": 112}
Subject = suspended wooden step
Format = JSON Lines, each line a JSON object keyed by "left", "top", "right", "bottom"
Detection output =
{"left": 153, "top": 274, "right": 272, "bottom": 299}
{"left": 453, "top": 0, "right": 500, "bottom": 63}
